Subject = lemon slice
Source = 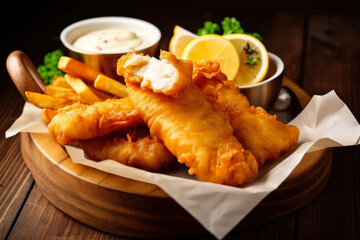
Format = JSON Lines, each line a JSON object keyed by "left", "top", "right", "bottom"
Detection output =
{"left": 181, "top": 34, "right": 240, "bottom": 80}
{"left": 223, "top": 34, "right": 269, "bottom": 86}
{"left": 169, "top": 25, "right": 197, "bottom": 58}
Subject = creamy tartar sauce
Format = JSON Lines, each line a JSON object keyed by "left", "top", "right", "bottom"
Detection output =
{"left": 72, "top": 28, "right": 150, "bottom": 53}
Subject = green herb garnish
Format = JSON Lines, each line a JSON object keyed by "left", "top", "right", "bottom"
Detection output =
{"left": 246, "top": 32, "right": 263, "bottom": 42}
{"left": 37, "top": 49, "right": 65, "bottom": 85}
{"left": 197, "top": 17, "right": 263, "bottom": 42}
{"left": 197, "top": 21, "right": 221, "bottom": 36}
{"left": 246, "top": 55, "right": 260, "bottom": 67}
{"left": 221, "top": 17, "right": 244, "bottom": 35}
{"left": 244, "top": 43, "right": 260, "bottom": 67}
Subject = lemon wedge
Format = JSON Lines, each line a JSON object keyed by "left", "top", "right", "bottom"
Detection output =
{"left": 223, "top": 34, "right": 269, "bottom": 86}
{"left": 169, "top": 25, "right": 197, "bottom": 58}
{"left": 181, "top": 34, "right": 240, "bottom": 80}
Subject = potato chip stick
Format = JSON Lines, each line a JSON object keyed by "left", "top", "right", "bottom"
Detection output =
{"left": 25, "top": 91, "right": 73, "bottom": 109}
{"left": 94, "top": 74, "right": 127, "bottom": 98}
{"left": 58, "top": 56, "right": 102, "bottom": 83}
{"left": 64, "top": 74, "right": 101, "bottom": 104}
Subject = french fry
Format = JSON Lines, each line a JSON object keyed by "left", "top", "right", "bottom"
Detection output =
{"left": 58, "top": 56, "right": 103, "bottom": 83}
{"left": 51, "top": 76, "right": 71, "bottom": 88}
{"left": 94, "top": 74, "right": 128, "bottom": 98}
{"left": 44, "top": 85, "right": 85, "bottom": 103}
{"left": 64, "top": 74, "right": 101, "bottom": 104}
{"left": 50, "top": 76, "right": 112, "bottom": 102}
{"left": 89, "top": 86, "right": 115, "bottom": 101}
{"left": 25, "top": 91, "right": 73, "bottom": 109}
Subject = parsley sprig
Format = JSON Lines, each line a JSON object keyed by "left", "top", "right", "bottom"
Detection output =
{"left": 37, "top": 49, "right": 65, "bottom": 85}
{"left": 197, "top": 17, "right": 263, "bottom": 42}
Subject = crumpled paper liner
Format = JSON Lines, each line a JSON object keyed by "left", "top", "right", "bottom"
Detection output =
{"left": 5, "top": 90, "right": 360, "bottom": 239}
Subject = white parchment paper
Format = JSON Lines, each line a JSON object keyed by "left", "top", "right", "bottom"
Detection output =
{"left": 5, "top": 90, "right": 360, "bottom": 239}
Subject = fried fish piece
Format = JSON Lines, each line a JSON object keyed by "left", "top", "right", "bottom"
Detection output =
{"left": 117, "top": 51, "right": 192, "bottom": 97}
{"left": 47, "top": 98, "right": 144, "bottom": 145}
{"left": 193, "top": 60, "right": 300, "bottom": 168}
{"left": 118, "top": 51, "right": 258, "bottom": 186}
{"left": 193, "top": 60, "right": 250, "bottom": 110}
{"left": 79, "top": 127, "right": 175, "bottom": 171}
{"left": 230, "top": 106, "right": 300, "bottom": 167}
{"left": 42, "top": 108, "right": 59, "bottom": 125}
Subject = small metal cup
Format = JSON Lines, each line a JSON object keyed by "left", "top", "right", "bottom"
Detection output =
{"left": 60, "top": 16, "right": 161, "bottom": 80}
{"left": 239, "top": 52, "right": 284, "bottom": 110}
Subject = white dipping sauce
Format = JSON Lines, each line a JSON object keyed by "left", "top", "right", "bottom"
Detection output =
{"left": 72, "top": 28, "right": 150, "bottom": 53}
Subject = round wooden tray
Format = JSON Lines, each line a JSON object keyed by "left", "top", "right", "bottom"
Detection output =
{"left": 9, "top": 51, "right": 332, "bottom": 238}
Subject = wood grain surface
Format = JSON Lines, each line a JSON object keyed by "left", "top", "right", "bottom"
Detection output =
{"left": 1, "top": 4, "right": 359, "bottom": 240}
{"left": 6, "top": 51, "right": 45, "bottom": 99}
{"left": 0, "top": 86, "right": 33, "bottom": 240}
{"left": 296, "top": 15, "right": 360, "bottom": 240}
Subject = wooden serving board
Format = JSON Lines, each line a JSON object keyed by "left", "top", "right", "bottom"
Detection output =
{"left": 19, "top": 78, "right": 332, "bottom": 238}
{"left": 8, "top": 51, "right": 332, "bottom": 237}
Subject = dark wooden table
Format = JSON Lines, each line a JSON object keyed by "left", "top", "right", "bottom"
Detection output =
{"left": 1, "top": 1, "right": 359, "bottom": 239}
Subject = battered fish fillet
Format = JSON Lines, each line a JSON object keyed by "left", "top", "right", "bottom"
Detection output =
{"left": 42, "top": 108, "right": 58, "bottom": 125}
{"left": 117, "top": 51, "right": 192, "bottom": 97}
{"left": 193, "top": 60, "right": 250, "bottom": 110}
{"left": 193, "top": 60, "right": 300, "bottom": 168}
{"left": 118, "top": 51, "right": 258, "bottom": 186}
{"left": 79, "top": 127, "right": 175, "bottom": 171}
{"left": 230, "top": 106, "right": 300, "bottom": 167}
{"left": 47, "top": 98, "right": 144, "bottom": 145}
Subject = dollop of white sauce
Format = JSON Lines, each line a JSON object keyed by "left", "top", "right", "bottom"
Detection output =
{"left": 72, "top": 28, "right": 150, "bottom": 53}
